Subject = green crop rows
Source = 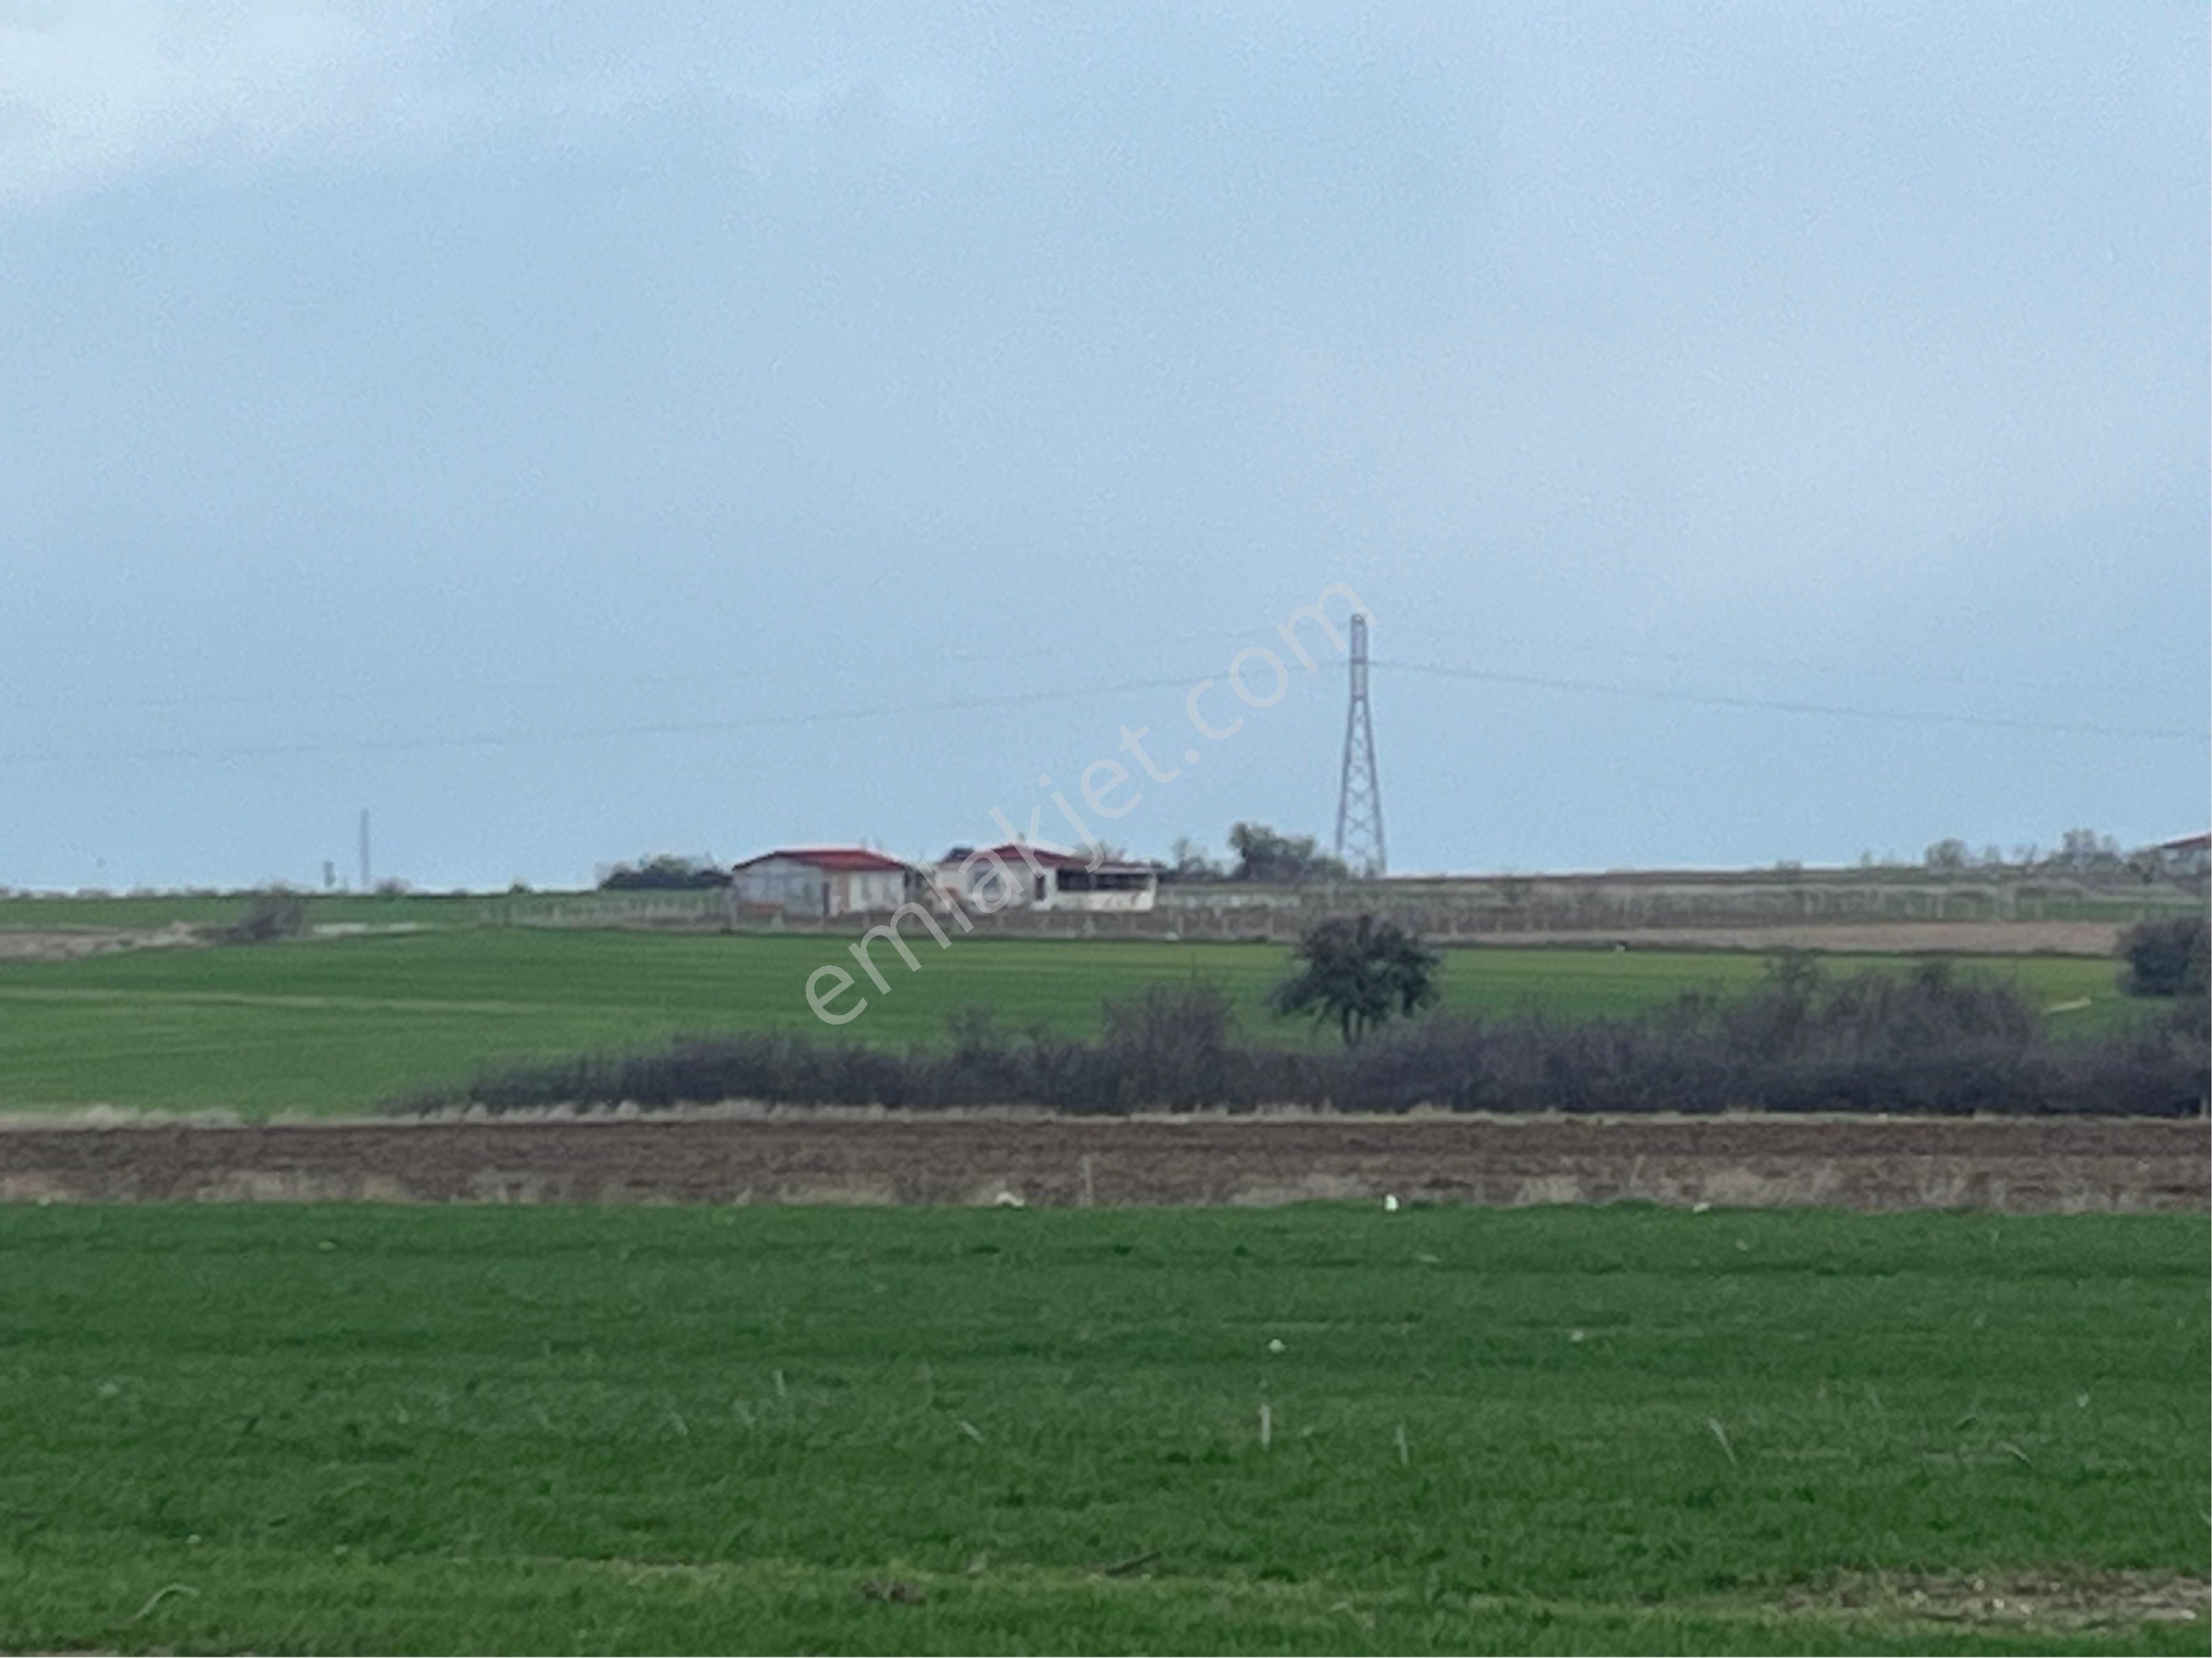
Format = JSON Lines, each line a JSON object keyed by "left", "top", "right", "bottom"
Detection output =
{"left": 0, "top": 1204, "right": 2202, "bottom": 1653}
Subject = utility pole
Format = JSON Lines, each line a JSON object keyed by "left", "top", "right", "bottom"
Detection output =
{"left": 358, "top": 810, "right": 372, "bottom": 893}
{"left": 1333, "top": 613, "right": 1386, "bottom": 876}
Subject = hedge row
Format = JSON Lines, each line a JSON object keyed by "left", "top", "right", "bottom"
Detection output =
{"left": 393, "top": 962, "right": 2207, "bottom": 1118}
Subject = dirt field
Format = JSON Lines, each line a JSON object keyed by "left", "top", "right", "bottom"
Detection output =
{"left": 0, "top": 1114, "right": 2201, "bottom": 1211}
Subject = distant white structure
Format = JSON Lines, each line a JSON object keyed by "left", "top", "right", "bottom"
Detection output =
{"left": 933, "top": 842, "right": 1159, "bottom": 914}
{"left": 2149, "top": 833, "right": 2211, "bottom": 880}
{"left": 730, "top": 848, "right": 911, "bottom": 919}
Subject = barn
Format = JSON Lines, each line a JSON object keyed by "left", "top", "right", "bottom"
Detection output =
{"left": 730, "top": 848, "right": 912, "bottom": 918}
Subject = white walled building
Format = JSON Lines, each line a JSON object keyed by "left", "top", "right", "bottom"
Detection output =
{"left": 730, "top": 848, "right": 911, "bottom": 918}
{"left": 935, "top": 843, "right": 1159, "bottom": 914}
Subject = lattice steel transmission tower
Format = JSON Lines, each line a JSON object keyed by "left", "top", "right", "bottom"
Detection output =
{"left": 1333, "top": 613, "right": 1386, "bottom": 876}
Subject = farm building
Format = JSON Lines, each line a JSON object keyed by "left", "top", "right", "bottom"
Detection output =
{"left": 2149, "top": 832, "right": 2211, "bottom": 880}
{"left": 935, "top": 843, "right": 1160, "bottom": 914}
{"left": 730, "top": 848, "right": 912, "bottom": 918}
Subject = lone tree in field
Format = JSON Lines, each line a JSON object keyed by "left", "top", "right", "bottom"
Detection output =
{"left": 1271, "top": 914, "right": 1440, "bottom": 1046}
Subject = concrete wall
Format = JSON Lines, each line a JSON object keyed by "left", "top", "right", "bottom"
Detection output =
{"left": 1045, "top": 884, "right": 1157, "bottom": 913}
{"left": 487, "top": 864, "right": 2199, "bottom": 944}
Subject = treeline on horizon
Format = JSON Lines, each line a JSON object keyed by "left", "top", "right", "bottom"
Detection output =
{"left": 586, "top": 822, "right": 2204, "bottom": 892}
{"left": 394, "top": 955, "right": 2210, "bottom": 1120}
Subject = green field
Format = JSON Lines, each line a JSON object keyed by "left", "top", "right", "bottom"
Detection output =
{"left": 0, "top": 892, "right": 485, "bottom": 932}
{"left": 0, "top": 930, "right": 2133, "bottom": 1117}
{"left": 0, "top": 1204, "right": 2201, "bottom": 1654}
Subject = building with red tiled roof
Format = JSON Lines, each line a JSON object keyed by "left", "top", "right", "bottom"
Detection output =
{"left": 731, "top": 847, "right": 915, "bottom": 918}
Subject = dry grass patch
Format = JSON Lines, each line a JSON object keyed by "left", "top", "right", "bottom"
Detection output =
{"left": 1784, "top": 1569, "right": 2209, "bottom": 1632}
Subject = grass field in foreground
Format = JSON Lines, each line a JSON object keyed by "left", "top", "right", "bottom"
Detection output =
{"left": 0, "top": 930, "right": 2134, "bottom": 1117}
{"left": 0, "top": 1205, "right": 2202, "bottom": 1654}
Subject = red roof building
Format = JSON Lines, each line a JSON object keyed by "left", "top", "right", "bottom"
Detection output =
{"left": 733, "top": 847, "right": 911, "bottom": 874}
{"left": 730, "top": 847, "right": 915, "bottom": 917}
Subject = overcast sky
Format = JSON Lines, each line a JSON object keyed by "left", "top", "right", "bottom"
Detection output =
{"left": 2, "top": 2, "right": 2205, "bottom": 890}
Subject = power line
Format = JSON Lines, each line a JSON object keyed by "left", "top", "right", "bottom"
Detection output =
{"left": 12, "top": 620, "right": 2194, "bottom": 719}
{"left": 0, "top": 628, "right": 1268, "bottom": 717}
{"left": 1380, "top": 618, "right": 2186, "bottom": 702}
{"left": 0, "top": 661, "right": 828, "bottom": 716}
{"left": 6, "top": 652, "right": 2201, "bottom": 770}
{"left": 1375, "top": 658, "right": 2211, "bottom": 742}
{"left": 0, "top": 672, "right": 1205, "bottom": 768}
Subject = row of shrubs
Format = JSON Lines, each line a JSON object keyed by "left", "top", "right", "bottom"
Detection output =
{"left": 393, "top": 959, "right": 2208, "bottom": 1118}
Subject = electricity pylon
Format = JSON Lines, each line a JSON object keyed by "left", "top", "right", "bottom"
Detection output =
{"left": 1333, "top": 613, "right": 1386, "bottom": 876}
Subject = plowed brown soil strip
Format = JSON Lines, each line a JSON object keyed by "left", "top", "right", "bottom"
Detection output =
{"left": 0, "top": 1115, "right": 2203, "bottom": 1211}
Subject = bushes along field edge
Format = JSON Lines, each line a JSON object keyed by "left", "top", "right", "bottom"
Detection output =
{"left": 392, "top": 957, "right": 2209, "bottom": 1118}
